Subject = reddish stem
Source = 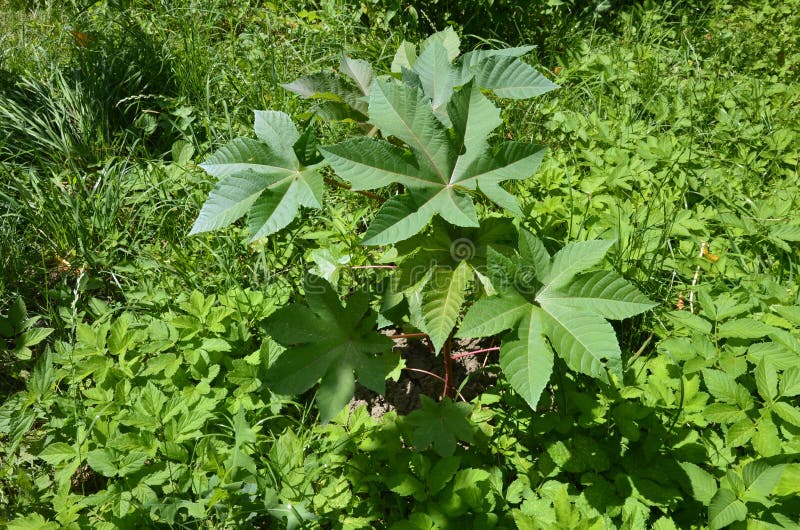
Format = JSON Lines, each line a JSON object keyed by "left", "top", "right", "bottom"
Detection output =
{"left": 405, "top": 367, "right": 446, "bottom": 384}
{"left": 442, "top": 338, "right": 454, "bottom": 399}
{"left": 451, "top": 346, "right": 500, "bottom": 360}
{"left": 324, "top": 176, "right": 385, "bottom": 202}
{"left": 389, "top": 333, "right": 428, "bottom": 340}
{"left": 404, "top": 368, "right": 466, "bottom": 401}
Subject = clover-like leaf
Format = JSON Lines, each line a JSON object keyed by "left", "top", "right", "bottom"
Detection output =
{"left": 264, "top": 275, "right": 394, "bottom": 422}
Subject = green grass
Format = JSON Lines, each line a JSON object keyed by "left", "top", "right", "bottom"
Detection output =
{"left": 1, "top": 0, "right": 799, "bottom": 527}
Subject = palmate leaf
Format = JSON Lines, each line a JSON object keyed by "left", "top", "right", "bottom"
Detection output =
{"left": 322, "top": 80, "right": 546, "bottom": 244}
{"left": 264, "top": 275, "right": 395, "bottom": 422}
{"left": 395, "top": 28, "right": 555, "bottom": 104}
{"left": 191, "top": 111, "right": 323, "bottom": 241}
{"left": 458, "top": 289, "right": 529, "bottom": 337}
{"left": 459, "top": 230, "right": 655, "bottom": 408}
{"left": 400, "top": 396, "right": 474, "bottom": 457}
{"left": 414, "top": 40, "right": 459, "bottom": 125}
{"left": 539, "top": 239, "right": 616, "bottom": 293}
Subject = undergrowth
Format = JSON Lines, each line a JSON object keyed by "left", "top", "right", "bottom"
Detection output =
{"left": 1, "top": 0, "right": 799, "bottom": 528}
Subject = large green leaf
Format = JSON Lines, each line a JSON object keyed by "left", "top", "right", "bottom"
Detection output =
{"left": 339, "top": 54, "right": 374, "bottom": 96}
{"left": 189, "top": 174, "right": 269, "bottom": 235}
{"left": 499, "top": 308, "right": 554, "bottom": 409}
{"left": 392, "top": 219, "right": 518, "bottom": 333}
{"left": 325, "top": 80, "right": 543, "bottom": 243}
{"left": 264, "top": 275, "right": 394, "bottom": 422}
{"left": 361, "top": 192, "right": 442, "bottom": 245}
{"left": 452, "top": 141, "right": 547, "bottom": 189}
{"left": 198, "top": 137, "right": 297, "bottom": 179}
{"left": 419, "top": 27, "right": 460, "bottom": 62}
{"left": 459, "top": 46, "right": 534, "bottom": 77}
{"left": 448, "top": 80, "right": 502, "bottom": 173}
{"left": 254, "top": 110, "right": 300, "bottom": 159}
{"left": 321, "top": 138, "right": 435, "bottom": 191}
{"left": 191, "top": 113, "right": 323, "bottom": 241}
{"left": 401, "top": 396, "right": 474, "bottom": 457}
{"left": 368, "top": 78, "right": 452, "bottom": 181}
{"left": 282, "top": 71, "right": 368, "bottom": 120}
{"left": 519, "top": 229, "right": 551, "bottom": 280}
{"left": 414, "top": 40, "right": 458, "bottom": 124}
{"left": 459, "top": 231, "right": 654, "bottom": 406}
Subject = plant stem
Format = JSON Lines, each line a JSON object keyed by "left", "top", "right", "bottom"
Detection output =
{"left": 388, "top": 332, "right": 428, "bottom": 340}
{"left": 349, "top": 265, "right": 397, "bottom": 269}
{"left": 442, "top": 337, "right": 454, "bottom": 399}
{"left": 450, "top": 346, "right": 500, "bottom": 360}
{"left": 405, "top": 367, "right": 446, "bottom": 384}
{"left": 324, "top": 176, "right": 385, "bottom": 202}
{"left": 403, "top": 368, "right": 467, "bottom": 401}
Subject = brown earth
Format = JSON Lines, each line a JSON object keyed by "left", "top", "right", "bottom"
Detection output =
{"left": 349, "top": 334, "right": 500, "bottom": 419}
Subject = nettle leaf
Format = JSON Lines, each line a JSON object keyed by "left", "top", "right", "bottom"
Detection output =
{"left": 679, "top": 462, "right": 718, "bottom": 505}
{"left": 755, "top": 358, "right": 778, "bottom": 402}
{"left": 190, "top": 111, "right": 323, "bottom": 241}
{"left": 38, "top": 442, "right": 79, "bottom": 466}
{"left": 459, "top": 231, "right": 655, "bottom": 408}
{"left": 323, "top": 79, "right": 546, "bottom": 244}
{"left": 742, "top": 460, "right": 785, "bottom": 502}
{"left": 708, "top": 488, "right": 747, "bottom": 530}
{"left": 264, "top": 275, "right": 395, "bottom": 422}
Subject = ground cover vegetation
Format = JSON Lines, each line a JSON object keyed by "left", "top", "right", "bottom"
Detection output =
{"left": 1, "top": 0, "right": 799, "bottom": 528}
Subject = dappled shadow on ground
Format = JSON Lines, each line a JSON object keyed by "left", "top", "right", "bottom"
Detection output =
{"left": 350, "top": 336, "right": 498, "bottom": 417}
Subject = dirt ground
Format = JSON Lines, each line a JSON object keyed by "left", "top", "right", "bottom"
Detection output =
{"left": 349, "top": 333, "right": 500, "bottom": 418}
